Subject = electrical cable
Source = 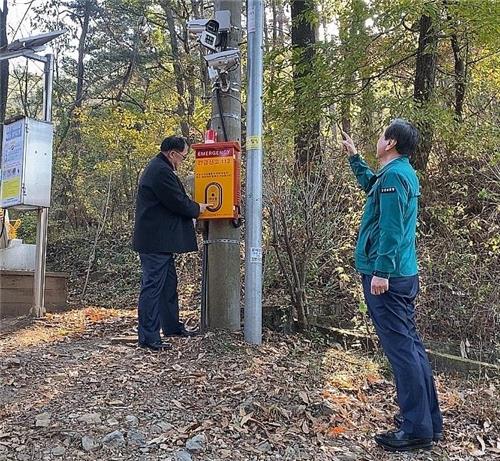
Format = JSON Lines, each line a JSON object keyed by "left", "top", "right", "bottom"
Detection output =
{"left": 215, "top": 85, "right": 228, "bottom": 142}
{"left": 220, "top": 32, "right": 228, "bottom": 51}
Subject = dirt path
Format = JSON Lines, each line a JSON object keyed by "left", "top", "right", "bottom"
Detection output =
{"left": 0, "top": 308, "right": 498, "bottom": 461}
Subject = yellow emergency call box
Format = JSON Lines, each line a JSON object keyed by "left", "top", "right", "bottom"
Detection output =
{"left": 192, "top": 141, "right": 241, "bottom": 220}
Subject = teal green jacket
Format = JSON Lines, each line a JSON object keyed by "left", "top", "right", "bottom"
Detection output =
{"left": 349, "top": 154, "right": 420, "bottom": 278}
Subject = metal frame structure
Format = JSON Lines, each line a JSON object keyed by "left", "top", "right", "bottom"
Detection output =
{"left": 0, "top": 30, "right": 64, "bottom": 317}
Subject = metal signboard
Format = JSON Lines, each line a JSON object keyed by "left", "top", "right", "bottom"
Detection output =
{"left": 0, "top": 117, "right": 54, "bottom": 209}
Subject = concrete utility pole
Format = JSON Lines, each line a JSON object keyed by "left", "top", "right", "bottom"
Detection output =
{"left": 244, "top": 0, "right": 264, "bottom": 345}
{"left": 207, "top": 0, "right": 241, "bottom": 330}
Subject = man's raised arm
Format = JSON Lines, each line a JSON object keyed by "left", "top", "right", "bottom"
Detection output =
{"left": 341, "top": 131, "right": 375, "bottom": 193}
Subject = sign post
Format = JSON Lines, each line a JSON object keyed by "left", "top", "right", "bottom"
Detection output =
{"left": 0, "top": 31, "right": 63, "bottom": 317}
{"left": 33, "top": 53, "right": 54, "bottom": 317}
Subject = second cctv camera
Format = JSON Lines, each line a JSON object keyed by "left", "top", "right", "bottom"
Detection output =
{"left": 204, "top": 49, "right": 240, "bottom": 71}
{"left": 200, "top": 30, "right": 217, "bottom": 51}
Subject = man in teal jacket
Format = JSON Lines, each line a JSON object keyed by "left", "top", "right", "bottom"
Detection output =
{"left": 342, "top": 119, "right": 442, "bottom": 452}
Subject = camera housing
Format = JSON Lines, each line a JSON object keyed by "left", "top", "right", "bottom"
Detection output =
{"left": 187, "top": 18, "right": 219, "bottom": 35}
{"left": 187, "top": 11, "right": 236, "bottom": 89}
{"left": 200, "top": 30, "right": 218, "bottom": 51}
{"left": 186, "top": 18, "right": 210, "bottom": 34}
{"left": 204, "top": 49, "right": 240, "bottom": 72}
{"left": 205, "top": 19, "right": 219, "bottom": 35}
{"left": 187, "top": 19, "right": 220, "bottom": 51}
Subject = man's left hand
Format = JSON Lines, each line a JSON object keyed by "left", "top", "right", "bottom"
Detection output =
{"left": 371, "top": 276, "right": 389, "bottom": 295}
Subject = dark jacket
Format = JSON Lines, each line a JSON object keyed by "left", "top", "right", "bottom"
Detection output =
{"left": 133, "top": 153, "right": 200, "bottom": 254}
{"left": 349, "top": 155, "right": 420, "bottom": 278}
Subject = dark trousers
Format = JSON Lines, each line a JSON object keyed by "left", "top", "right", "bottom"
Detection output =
{"left": 137, "top": 253, "right": 183, "bottom": 345}
{"left": 362, "top": 274, "right": 443, "bottom": 438}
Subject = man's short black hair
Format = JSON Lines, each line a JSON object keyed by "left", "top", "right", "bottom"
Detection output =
{"left": 384, "top": 118, "right": 419, "bottom": 157}
{"left": 160, "top": 136, "right": 188, "bottom": 153}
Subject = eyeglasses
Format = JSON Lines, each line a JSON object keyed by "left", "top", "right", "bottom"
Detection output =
{"left": 171, "top": 149, "right": 188, "bottom": 159}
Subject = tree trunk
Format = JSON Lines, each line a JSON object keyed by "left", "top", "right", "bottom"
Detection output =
{"left": 271, "top": 0, "right": 278, "bottom": 48}
{"left": 291, "top": 0, "right": 320, "bottom": 169}
{"left": 163, "top": 0, "right": 189, "bottom": 137}
{"left": 295, "top": 289, "right": 309, "bottom": 330}
{"left": 360, "top": 77, "right": 375, "bottom": 151}
{"left": 263, "top": 4, "right": 269, "bottom": 52}
{"left": 338, "top": 19, "right": 352, "bottom": 136}
{"left": 413, "top": 14, "right": 438, "bottom": 172}
{"left": 444, "top": 0, "right": 466, "bottom": 122}
{"left": 356, "top": 0, "right": 374, "bottom": 152}
{"left": 115, "top": 18, "right": 143, "bottom": 105}
{"left": 0, "top": 0, "right": 8, "bottom": 153}
{"left": 338, "top": 0, "right": 370, "bottom": 140}
{"left": 278, "top": 0, "right": 285, "bottom": 43}
{"left": 190, "top": 0, "right": 209, "bottom": 103}
{"left": 68, "top": 0, "right": 92, "bottom": 218}
{"left": 75, "top": 2, "right": 91, "bottom": 109}
{"left": 450, "top": 33, "right": 466, "bottom": 121}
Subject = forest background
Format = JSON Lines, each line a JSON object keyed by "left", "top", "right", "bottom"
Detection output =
{"left": 0, "top": 0, "right": 499, "bottom": 357}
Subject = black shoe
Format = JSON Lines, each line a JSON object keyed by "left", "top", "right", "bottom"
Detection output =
{"left": 394, "top": 413, "right": 443, "bottom": 442}
{"left": 375, "top": 429, "right": 432, "bottom": 452}
{"left": 138, "top": 341, "right": 172, "bottom": 351}
{"left": 394, "top": 413, "right": 404, "bottom": 427}
{"left": 165, "top": 328, "right": 200, "bottom": 338}
{"left": 433, "top": 431, "right": 443, "bottom": 442}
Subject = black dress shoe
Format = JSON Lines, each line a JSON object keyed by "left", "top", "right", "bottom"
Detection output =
{"left": 165, "top": 328, "right": 200, "bottom": 338}
{"left": 138, "top": 341, "right": 172, "bottom": 351}
{"left": 394, "top": 413, "right": 443, "bottom": 442}
{"left": 433, "top": 431, "right": 443, "bottom": 442}
{"left": 375, "top": 429, "right": 432, "bottom": 452}
{"left": 394, "top": 413, "right": 404, "bottom": 427}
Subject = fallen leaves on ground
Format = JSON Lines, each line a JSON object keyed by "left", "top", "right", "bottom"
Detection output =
{"left": 0, "top": 308, "right": 498, "bottom": 461}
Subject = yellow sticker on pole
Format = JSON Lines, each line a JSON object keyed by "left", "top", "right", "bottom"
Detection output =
{"left": 246, "top": 135, "right": 262, "bottom": 150}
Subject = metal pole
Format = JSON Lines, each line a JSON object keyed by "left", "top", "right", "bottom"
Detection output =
{"left": 32, "top": 53, "right": 53, "bottom": 317}
{"left": 244, "top": 0, "right": 264, "bottom": 345}
{"left": 207, "top": 0, "right": 242, "bottom": 331}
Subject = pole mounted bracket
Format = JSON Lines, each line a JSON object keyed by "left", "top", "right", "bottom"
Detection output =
{"left": 203, "top": 238, "right": 240, "bottom": 246}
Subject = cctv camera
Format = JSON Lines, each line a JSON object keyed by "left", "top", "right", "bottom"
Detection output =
{"left": 205, "top": 19, "right": 219, "bottom": 35}
{"left": 187, "top": 19, "right": 209, "bottom": 34}
{"left": 187, "top": 18, "right": 219, "bottom": 35}
{"left": 200, "top": 30, "right": 218, "bottom": 51}
{"left": 204, "top": 49, "right": 240, "bottom": 72}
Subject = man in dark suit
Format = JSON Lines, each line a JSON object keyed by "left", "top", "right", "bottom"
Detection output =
{"left": 133, "top": 136, "right": 208, "bottom": 351}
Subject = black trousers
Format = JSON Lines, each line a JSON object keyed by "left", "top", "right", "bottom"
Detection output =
{"left": 362, "top": 274, "right": 443, "bottom": 438}
{"left": 137, "top": 253, "right": 184, "bottom": 344}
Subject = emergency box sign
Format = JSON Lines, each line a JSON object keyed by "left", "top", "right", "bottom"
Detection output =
{"left": 193, "top": 141, "right": 241, "bottom": 219}
{"left": 0, "top": 117, "right": 54, "bottom": 209}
